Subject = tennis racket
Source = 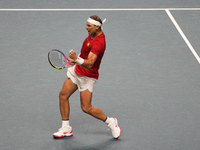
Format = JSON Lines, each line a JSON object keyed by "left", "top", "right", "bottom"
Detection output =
{"left": 48, "top": 49, "right": 71, "bottom": 69}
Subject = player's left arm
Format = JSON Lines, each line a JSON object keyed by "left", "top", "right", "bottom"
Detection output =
{"left": 69, "top": 50, "right": 97, "bottom": 69}
{"left": 82, "top": 51, "right": 97, "bottom": 69}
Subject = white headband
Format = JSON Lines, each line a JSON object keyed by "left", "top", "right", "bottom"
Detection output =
{"left": 87, "top": 17, "right": 106, "bottom": 29}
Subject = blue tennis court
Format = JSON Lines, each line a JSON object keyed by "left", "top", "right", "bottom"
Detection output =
{"left": 0, "top": 1, "right": 200, "bottom": 150}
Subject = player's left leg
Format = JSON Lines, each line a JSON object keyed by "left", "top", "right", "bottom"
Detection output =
{"left": 80, "top": 89, "right": 107, "bottom": 121}
{"left": 80, "top": 89, "right": 121, "bottom": 139}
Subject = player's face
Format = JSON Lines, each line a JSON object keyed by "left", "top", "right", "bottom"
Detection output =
{"left": 86, "top": 22, "right": 99, "bottom": 37}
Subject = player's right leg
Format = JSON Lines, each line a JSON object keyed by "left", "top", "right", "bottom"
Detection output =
{"left": 53, "top": 77, "right": 78, "bottom": 138}
{"left": 59, "top": 77, "right": 78, "bottom": 120}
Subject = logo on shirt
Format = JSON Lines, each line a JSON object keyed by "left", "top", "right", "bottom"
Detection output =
{"left": 87, "top": 43, "right": 90, "bottom": 47}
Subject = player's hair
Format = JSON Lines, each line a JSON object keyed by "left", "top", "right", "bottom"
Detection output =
{"left": 90, "top": 15, "right": 102, "bottom": 30}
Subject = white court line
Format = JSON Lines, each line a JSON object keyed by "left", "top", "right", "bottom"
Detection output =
{"left": 0, "top": 8, "right": 200, "bottom": 11}
{"left": 165, "top": 9, "right": 200, "bottom": 64}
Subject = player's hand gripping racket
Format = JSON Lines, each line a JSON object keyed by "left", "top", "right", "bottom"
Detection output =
{"left": 48, "top": 49, "right": 71, "bottom": 69}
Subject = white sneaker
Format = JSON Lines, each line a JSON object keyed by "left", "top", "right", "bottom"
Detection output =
{"left": 53, "top": 126, "right": 73, "bottom": 138}
{"left": 108, "top": 117, "right": 121, "bottom": 139}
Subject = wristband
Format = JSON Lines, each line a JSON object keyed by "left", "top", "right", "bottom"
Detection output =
{"left": 75, "top": 56, "right": 84, "bottom": 65}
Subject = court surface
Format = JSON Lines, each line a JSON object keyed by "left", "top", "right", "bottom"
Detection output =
{"left": 0, "top": 1, "right": 200, "bottom": 150}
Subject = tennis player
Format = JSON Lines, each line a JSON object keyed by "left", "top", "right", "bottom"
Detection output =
{"left": 53, "top": 15, "right": 121, "bottom": 139}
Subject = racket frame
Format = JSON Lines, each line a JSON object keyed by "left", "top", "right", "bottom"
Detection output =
{"left": 48, "top": 49, "right": 70, "bottom": 70}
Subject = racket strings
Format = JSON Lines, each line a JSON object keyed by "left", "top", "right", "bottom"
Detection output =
{"left": 49, "top": 51, "right": 66, "bottom": 68}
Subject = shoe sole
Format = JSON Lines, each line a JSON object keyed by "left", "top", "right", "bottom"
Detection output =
{"left": 53, "top": 133, "right": 73, "bottom": 138}
{"left": 53, "top": 129, "right": 73, "bottom": 138}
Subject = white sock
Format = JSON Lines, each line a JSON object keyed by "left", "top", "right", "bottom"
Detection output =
{"left": 105, "top": 117, "right": 112, "bottom": 125}
{"left": 62, "top": 120, "right": 69, "bottom": 127}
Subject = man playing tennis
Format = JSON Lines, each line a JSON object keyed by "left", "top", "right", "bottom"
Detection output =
{"left": 53, "top": 15, "right": 121, "bottom": 139}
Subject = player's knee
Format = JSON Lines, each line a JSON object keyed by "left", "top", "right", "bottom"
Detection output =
{"left": 59, "top": 91, "right": 68, "bottom": 101}
{"left": 81, "top": 105, "right": 92, "bottom": 114}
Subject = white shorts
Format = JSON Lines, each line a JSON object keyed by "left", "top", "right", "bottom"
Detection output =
{"left": 66, "top": 66, "right": 97, "bottom": 92}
